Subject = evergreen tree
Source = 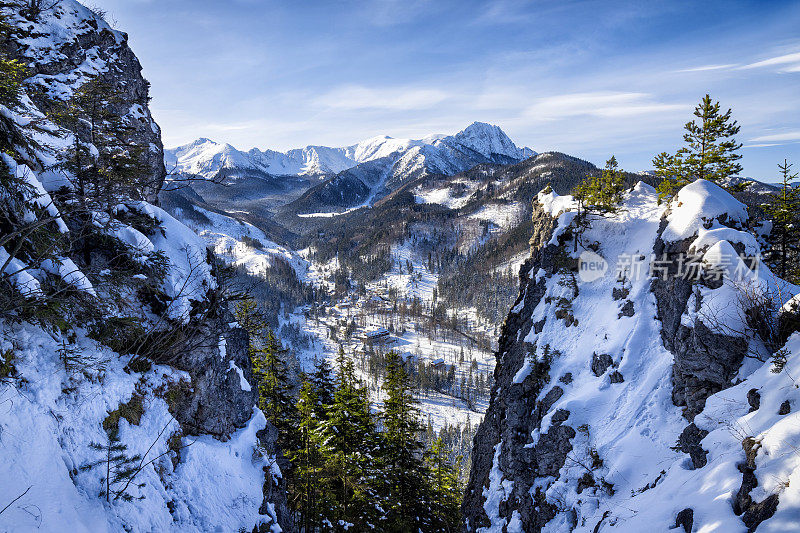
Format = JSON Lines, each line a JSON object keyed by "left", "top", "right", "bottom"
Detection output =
{"left": 574, "top": 155, "right": 625, "bottom": 215}
{"left": 572, "top": 156, "right": 626, "bottom": 250}
{"left": 286, "top": 375, "right": 330, "bottom": 532}
{"left": 311, "top": 355, "right": 336, "bottom": 413}
{"left": 50, "top": 76, "right": 149, "bottom": 209}
{"left": 425, "top": 437, "right": 463, "bottom": 532}
{"left": 321, "top": 349, "right": 379, "bottom": 531}
{"left": 254, "top": 328, "right": 298, "bottom": 450}
{"left": 81, "top": 426, "right": 143, "bottom": 503}
{"left": 0, "top": 58, "right": 25, "bottom": 110}
{"left": 378, "top": 351, "right": 430, "bottom": 532}
{"left": 234, "top": 299, "right": 298, "bottom": 450}
{"left": 764, "top": 159, "right": 800, "bottom": 282}
{"left": 654, "top": 94, "right": 743, "bottom": 199}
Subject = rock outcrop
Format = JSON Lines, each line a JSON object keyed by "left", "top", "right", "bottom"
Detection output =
{"left": 651, "top": 218, "right": 749, "bottom": 419}
{"left": 464, "top": 181, "right": 798, "bottom": 532}
{"left": 1, "top": 0, "right": 166, "bottom": 202}
{"left": 463, "top": 200, "right": 569, "bottom": 530}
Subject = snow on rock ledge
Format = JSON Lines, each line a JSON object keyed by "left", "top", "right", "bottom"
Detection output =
{"left": 662, "top": 179, "right": 748, "bottom": 242}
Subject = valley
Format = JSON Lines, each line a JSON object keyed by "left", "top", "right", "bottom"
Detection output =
{"left": 160, "top": 123, "right": 554, "bottom": 476}
{"left": 3, "top": 1, "right": 800, "bottom": 531}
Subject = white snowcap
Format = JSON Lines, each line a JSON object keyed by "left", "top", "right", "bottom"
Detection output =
{"left": 537, "top": 189, "right": 576, "bottom": 217}
{"left": 689, "top": 226, "right": 759, "bottom": 257}
{"left": 662, "top": 179, "right": 748, "bottom": 242}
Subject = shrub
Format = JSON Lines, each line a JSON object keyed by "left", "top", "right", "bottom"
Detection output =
{"left": 103, "top": 393, "right": 145, "bottom": 432}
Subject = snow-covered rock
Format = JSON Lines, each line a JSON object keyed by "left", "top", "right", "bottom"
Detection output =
{"left": 1, "top": 0, "right": 166, "bottom": 202}
{"left": 0, "top": 2, "right": 291, "bottom": 531}
{"left": 165, "top": 122, "right": 535, "bottom": 186}
{"left": 464, "top": 179, "right": 800, "bottom": 532}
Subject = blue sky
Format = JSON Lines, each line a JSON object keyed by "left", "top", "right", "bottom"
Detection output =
{"left": 93, "top": 0, "right": 800, "bottom": 180}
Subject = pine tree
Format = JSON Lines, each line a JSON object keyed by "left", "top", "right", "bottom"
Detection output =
{"left": 254, "top": 328, "right": 298, "bottom": 449}
{"left": 654, "top": 94, "right": 743, "bottom": 199}
{"left": 425, "top": 437, "right": 463, "bottom": 532}
{"left": 378, "top": 351, "right": 430, "bottom": 532}
{"left": 764, "top": 159, "right": 800, "bottom": 282}
{"left": 572, "top": 156, "right": 626, "bottom": 250}
{"left": 321, "top": 349, "right": 379, "bottom": 530}
{"left": 81, "top": 426, "right": 143, "bottom": 502}
{"left": 311, "top": 356, "right": 336, "bottom": 412}
{"left": 575, "top": 155, "right": 625, "bottom": 215}
{"left": 286, "top": 375, "right": 330, "bottom": 532}
{"left": 234, "top": 299, "right": 298, "bottom": 450}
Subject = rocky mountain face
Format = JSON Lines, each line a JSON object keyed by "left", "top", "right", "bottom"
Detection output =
{"left": 165, "top": 122, "right": 535, "bottom": 220}
{"left": 0, "top": 0, "right": 165, "bottom": 202}
{"left": 0, "top": 2, "right": 290, "bottom": 531}
{"left": 464, "top": 181, "right": 800, "bottom": 532}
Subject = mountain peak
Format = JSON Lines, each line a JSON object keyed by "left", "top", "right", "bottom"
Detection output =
{"left": 447, "top": 121, "right": 528, "bottom": 161}
{"left": 166, "top": 122, "right": 535, "bottom": 180}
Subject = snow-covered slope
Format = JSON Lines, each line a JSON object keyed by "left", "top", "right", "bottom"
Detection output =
{"left": 165, "top": 122, "right": 535, "bottom": 183}
{"left": 464, "top": 180, "right": 800, "bottom": 532}
{"left": 1, "top": 2, "right": 289, "bottom": 531}
{"left": 164, "top": 138, "right": 358, "bottom": 179}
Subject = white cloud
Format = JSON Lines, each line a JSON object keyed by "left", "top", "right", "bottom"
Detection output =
{"left": 677, "top": 63, "right": 738, "bottom": 72}
{"left": 314, "top": 85, "right": 451, "bottom": 111}
{"left": 738, "top": 51, "right": 800, "bottom": 71}
{"left": 523, "top": 92, "right": 685, "bottom": 120}
{"left": 748, "top": 131, "right": 800, "bottom": 142}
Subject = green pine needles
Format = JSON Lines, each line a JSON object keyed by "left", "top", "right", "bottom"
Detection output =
{"left": 763, "top": 159, "right": 800, "bottom": 282}
{"left": 653, "top": 94, "right": 743, "bottom": 200}
{"left": 239, "top": 294, "right": 466, "bottom": 533}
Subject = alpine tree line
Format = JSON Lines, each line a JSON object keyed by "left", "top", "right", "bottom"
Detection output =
{"left": 235, "top": 299, "right": 464, "bottom": 532}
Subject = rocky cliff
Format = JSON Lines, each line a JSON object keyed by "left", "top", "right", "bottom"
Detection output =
{"left": 464, "top": 181, "right": 800, "bottom": 532}
{"left": 0, "top": 0, "right": 165, "bottom": 202}
{"left": 0, "top": 2, "right": 290, "bottom": 531}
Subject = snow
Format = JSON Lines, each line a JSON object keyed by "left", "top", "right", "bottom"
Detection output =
{"left": 0, "top": 321, "right": 276, "bottom": 532}
{"left": 128, "top": 202, "right": 215, "bottom": 321}
{"left": 468, "top": 202, "right": 524, "bottom": 230}
{"left": 169, "top": 409, "right": 271, "bottom": 531}
{"left": 2, "top": 154, "right": 68, "bottom": 233}
{"left": 177, "top": 205, "right": 309, "bottom": 281}
{"left": 446, "top": 121, "right": 532, "bottom": 161}
{"left": 297, "top": 206, "right": 363, "bottom": 218}
{"left": 40, "top": 256, "right": 97, "bottom": 296}
{"left": 662, "top": 179, "right": 748, "bottom": 242}
{"left": 481, "top": 443, "right": 514, "bottom": 532}
{"left": 167, "top": 122, "right": 532, "bottom": 182}
{"left": 689, "top": 225, "right": 759, "bottom": 256}
{"left": 537, "top": 189, "right": 577, "bottom": 217}
{"left": 0, "top": 246, "right": 42, "bottom": 296}
{"left": 229, "top": 360, "right": 252, "bottom": 392}
{"left": 480, "top": 178, "right": 800, "bottom": 532}
{"left": 412, "top": 178, "right": 482, "bottom": 209}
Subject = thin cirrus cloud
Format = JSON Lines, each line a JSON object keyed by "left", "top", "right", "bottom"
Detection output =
{"left": 313, "top": 85, "right": 451, "bottom": 111}
{"left": 676, "top": 64, "right": 739, "bottom": 73}
{"left": 677, "top": 50, "right": 800, "bottom": 73}
{"left": 748, "top": 131, "right": 800, "bottom": 144}
{"left": 523, "top": 92, "right": 686, "bottom": 121}
{"left": 738, "top": 51, "right": 800, "bottom": 71}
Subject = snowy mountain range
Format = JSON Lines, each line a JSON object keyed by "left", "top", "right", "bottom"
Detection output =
{"left": 165, "top": 122, "right": 535, "bottom": 181}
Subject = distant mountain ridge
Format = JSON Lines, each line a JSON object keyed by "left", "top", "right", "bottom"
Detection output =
{"left": 165, "top": 122, "right": 535, "bottom": 181}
